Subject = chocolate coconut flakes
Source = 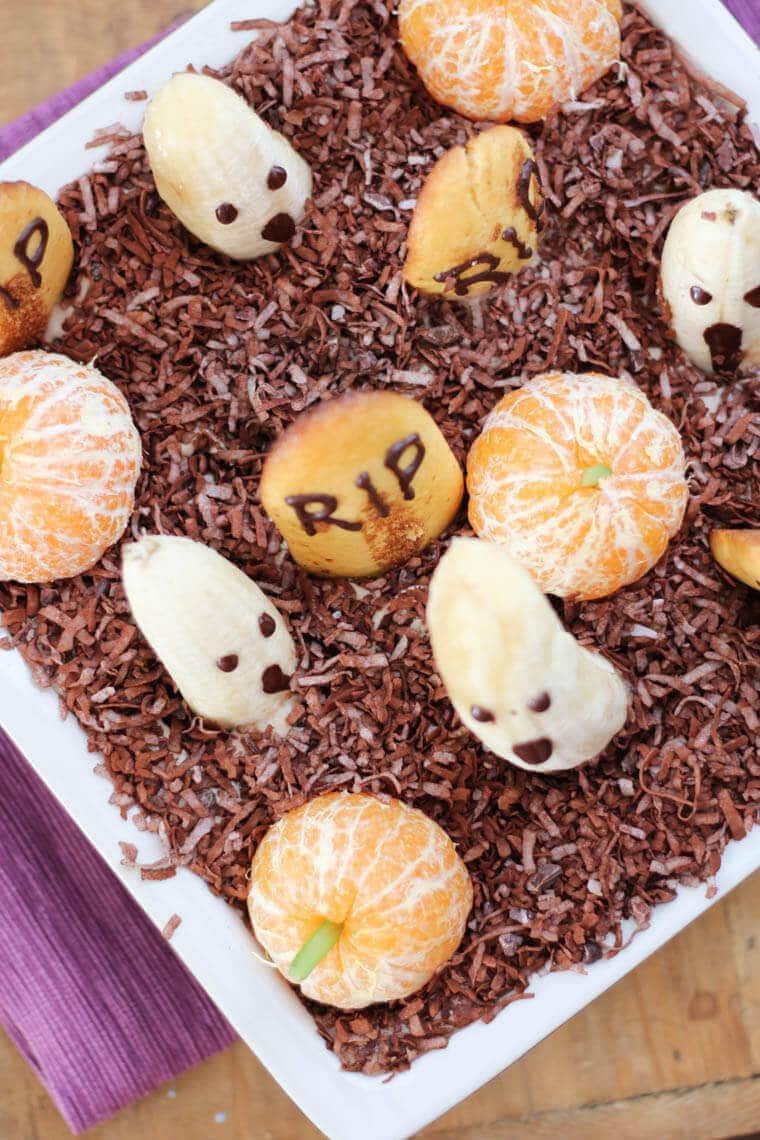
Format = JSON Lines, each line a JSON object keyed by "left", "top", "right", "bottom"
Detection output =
{"left": 1, "top": 1, "right": 759, "bottom": 1074}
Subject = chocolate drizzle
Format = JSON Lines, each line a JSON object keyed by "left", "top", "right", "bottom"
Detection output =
{"left": 528, "top": 691, "right": 551, "bottom": 713}
{"left": 434, "top": 253, "right": 511, "bottom": 297}
{"left": 13, "top": 217, "right": 48, "bottom": 288}
{"left": 261, "top": 212, "right": 296, "bottom": 243}
{"left": 704, "top": 322, "right": 743, "bottom": 372}
{"left": 285, "top": 493, "right": 363, "bottom": 536}
{"left": 744, "top": 285, "right": 760, "bottom": 308}
{"left": 267, "top": 165, "right": 288, "bottom": 190}
{"left": 216, "top": 654, "right": 239, "bottom": 673}
{"left": 356, "top": 471, "right": 390, "bottom": 517}
{"left": 384, "top": 433, "right": 424, "bottom": 500}
{"left": 517, "top": 159, "right": 543, "bottom": 225}
{"left": 471, "top": 706, "right": 495, "bottom": 723}
{"left": 502, "top": 227, "right": 533, "bottom": 260}
{"left": 215, "top": 203, "right": 238, "bottom": 224}
{"left": 690, "top": 285, "right": 712, "bottom": 306}
{"left": 258, "top": 613, "right": 276, "bottom": 638}
{"left": 261, "top": 664, "right": 291, "bottom": 693}
{"left": 513, "top": 738, "right": 554, "bottom": 766}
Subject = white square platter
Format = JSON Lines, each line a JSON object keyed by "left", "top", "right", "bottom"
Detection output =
{"left": 0, "top": 2, "right": 758, "bottom": 1137}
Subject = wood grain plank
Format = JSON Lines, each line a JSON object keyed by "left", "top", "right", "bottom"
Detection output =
{"left": 0, "top": 1, "right": 207, "bottom": 126}
{"left": 425, "top": 1074, "right": 760, "bottom": 1139}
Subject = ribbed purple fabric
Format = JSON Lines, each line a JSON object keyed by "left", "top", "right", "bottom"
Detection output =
{"left": 725, "top": 0, "right": 760, "bottom": 41}
{"left": 0, "top": 734, "right": 235, "bottom": 1133}
{"left": 0, "top": 1, "right": 757, "bottom": 1135}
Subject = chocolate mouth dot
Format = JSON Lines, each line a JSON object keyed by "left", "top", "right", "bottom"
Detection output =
{"left": 704, "top": 322, "right": 743, "bottom": 372}
{"left": 258, "top": 613, "right": 276, "bottom": 638}
{"left": 216, "top": 654, "right": 239, "bottom": 673}
{"left": 528, "top": 691, "right": 551, "bottom": 713}
{"left": 261, "top": 664, "right": 291, "bottom": 693}
{"left": 471, "top": 706, "right": 495, "bottom": 723}
{"left": 215, "top": 203, "right": 238, "bottom": 225}
{"left": 513, "top": 738, "right": 554, "bottom": 766}
{"left": 267, "top": 165, "right": 288, "bottom": 190}
{"left": 261, "top": 212, "right": 296, "bottom": 243}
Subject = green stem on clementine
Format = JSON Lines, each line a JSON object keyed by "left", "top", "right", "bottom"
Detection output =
{"left": 580, "top": 463, "right": 613, "bottom": 487}
{"left": 289, "top": 920, "right": 343, "bottom": 982}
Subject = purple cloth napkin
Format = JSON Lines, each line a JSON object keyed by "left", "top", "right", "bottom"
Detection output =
{"left": 0, "top": 1, "right": 757, "bottom": 1135}
{"left": 0, "top": 736, "right": 235, "bottom": 1134}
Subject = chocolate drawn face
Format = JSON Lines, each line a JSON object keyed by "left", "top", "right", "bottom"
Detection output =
{"left": 660, "top": 188, "right": 760, "bottom": 376}
{"left": 142, "top": 72, "right": 312, "bottom": 263}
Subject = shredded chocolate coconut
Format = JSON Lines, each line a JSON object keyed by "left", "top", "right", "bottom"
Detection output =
{"left": 1, "top": 1, "right": 759, "bottom": 1076}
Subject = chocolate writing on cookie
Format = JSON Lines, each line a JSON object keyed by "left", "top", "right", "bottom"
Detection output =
{"left": 502, "top": 227, "right": 533, "bottom": 260}
{"left": 285, "top": 493, "right": 363, "bottom": 536}
{"left": 517, "top": 159, "right": 543, "bottom": 226}
{"left": 355, "top": 471, "right": 390, "bottom": 517}
{"left": 384, "top": 433, "right": 425, "bottom": 500}
{"left": 287, "top": 434, "right": 427, "bottom": 534}
{"left": 434, "top": 253, "right": 511, "bottom": 297}
{"left": 0, "top": 216, "right": 49, "bottom": 311}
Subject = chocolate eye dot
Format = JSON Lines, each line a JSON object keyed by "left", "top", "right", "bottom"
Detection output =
{"left": 258, "top": 613, "right": 276, "bottom": 638}
{"left": 267, "top": 165, "right": 288, "bottom": 190}
{"left": 690, "top": 285, "right": 713, "bottom": 306}
{"left": 216, "top": 202, "right": 238, "bottom": 225}
{"left": 471, "top": 706, "right": 495, "bottom": 723}
{"left": 216, "top": 654, "right": 239, "bottom": 673}
{"left": 528, "top": 691, "right": 551, "bottom": 713}
{"left": 744, "top": 284, "right": 760, "bottom": 308}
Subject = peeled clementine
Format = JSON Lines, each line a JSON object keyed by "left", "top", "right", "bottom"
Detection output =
{"left": 467, "top": 371, "right": 688, "bottom": 600}
{"left": 398, "top": 0, "right": 622, "bottom": 124}
{"left": 248, "top": 792, "right": 473, "bottom": 1010}
{"left": 0, "top": 350, "right": 142, "bottom": 583}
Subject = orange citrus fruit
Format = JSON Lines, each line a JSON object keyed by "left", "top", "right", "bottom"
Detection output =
{"left": 0, "top": 350, "right": 142, "bottom": 583}
{"left": 248, "top": 792, "right": 473, "bottom": 1009}
{"left": 398, "top": 0, "right": 623, "bottom": 124}
{"left": 467, "top": 371, "right": 688, "bottom": 600}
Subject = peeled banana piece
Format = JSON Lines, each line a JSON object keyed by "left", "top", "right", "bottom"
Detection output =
{"left": 122, "top": 536, "right": 297, "bottom": 732}
{"left": 143, "top": 72, "right": 312, "bottom": 261}
{"left": 427, "top": 538, "right": 629, "bottom": 772}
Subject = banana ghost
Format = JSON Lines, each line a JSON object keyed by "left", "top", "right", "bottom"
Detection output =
{"left": 660, "top": 188, "right": 760, "bottom": 375}
{"left": 427, "top": 538, "right": 629, "bottom": 772}
{"left": 122, "top": 536, "right": 297, "bottom": 732}
{"left": 143, "top": 73, "right": 312, "bottom": 261}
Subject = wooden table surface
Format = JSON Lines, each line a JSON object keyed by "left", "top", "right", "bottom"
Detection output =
{"left": 1, "top": 2, "right": 759, "bottom": 1138}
